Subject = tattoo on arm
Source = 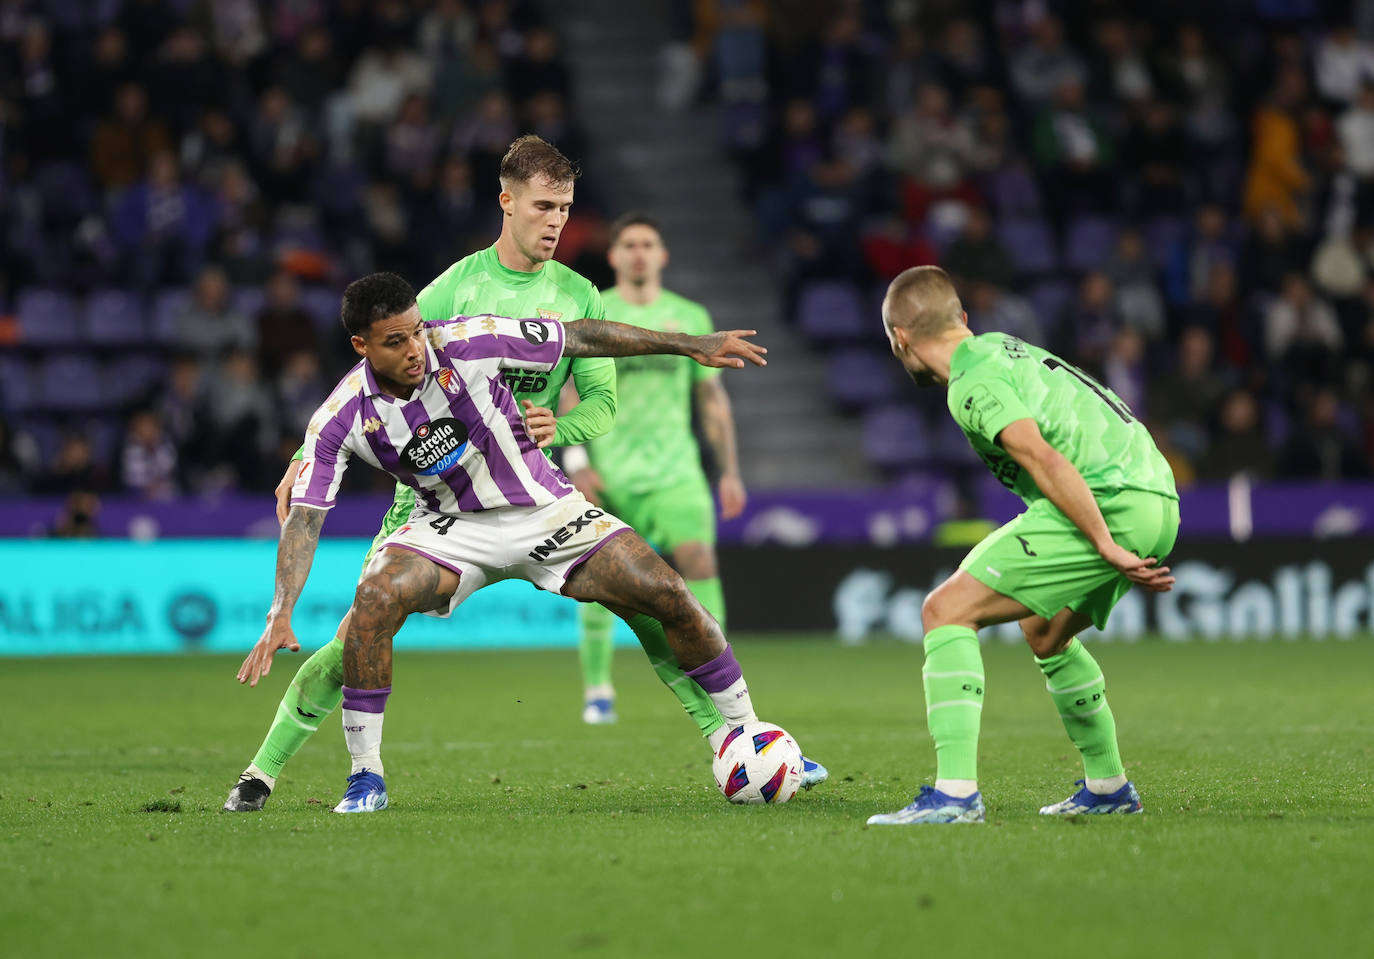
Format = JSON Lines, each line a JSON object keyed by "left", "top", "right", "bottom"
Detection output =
{"left": 271, "top": 506, "right": 326, "bottom": 618}
{"left": 695, "top": 378, "right": 740, "bottom": 476}
{"left": 563, "top": 318, "right": 692, "bottom": 357}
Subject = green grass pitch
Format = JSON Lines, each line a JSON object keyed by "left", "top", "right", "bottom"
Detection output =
{"left": 3, "top": 636, "right": 1370, "bottom": 958}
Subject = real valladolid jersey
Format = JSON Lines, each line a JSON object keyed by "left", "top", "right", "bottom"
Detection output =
{"left": 947, "top": 332, "right": 1179, "bottom": 505}
{"left": 291, "top": 316, "right": 573, "bottom": 514}
{"left": 417, "top": 245, "right": 610, "bottom": 409}
{"left": 587, "top": 288, "right": 718, "bottom": 495}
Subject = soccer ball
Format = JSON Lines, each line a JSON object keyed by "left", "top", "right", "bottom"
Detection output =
{"left": 712, "top": 721, "right": 804, "bottom": 804}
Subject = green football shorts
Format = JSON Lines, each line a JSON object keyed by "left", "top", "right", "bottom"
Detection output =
{"left": 601, "top": 474, "right": 716, "bottom": 554}
{"left": 959, "top": 489, "right": 1180, "bottom": 630}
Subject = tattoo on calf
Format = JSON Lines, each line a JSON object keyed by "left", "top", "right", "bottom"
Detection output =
{"left": 343, "top": 549, "right": 454, "bottom": 688}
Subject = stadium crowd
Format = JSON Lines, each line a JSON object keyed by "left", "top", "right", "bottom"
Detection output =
{"left": 2, "top": 0, "right": 1373, "bottom": 517}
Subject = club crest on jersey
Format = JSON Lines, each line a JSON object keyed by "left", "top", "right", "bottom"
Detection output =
{"left": 436, "top": 368, "right": 459, "bottom": 393}
{"left": 536, "top": 308, "right": 562, "bottom": 320}
{"left": 362, "top": 416, "right": 383, "bottom": 434}
{"left": 402, "top": 418, "right": 469, "bottom": 475}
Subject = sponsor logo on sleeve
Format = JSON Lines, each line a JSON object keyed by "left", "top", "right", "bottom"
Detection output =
{"left": 401, "top": 418, "right": 469, "bottom": 475}
{"left": 520, "top": 320, "right": 551, "bottom": 344}
{"left": 961, "top": 384, "right": 1003, "bottom": 433}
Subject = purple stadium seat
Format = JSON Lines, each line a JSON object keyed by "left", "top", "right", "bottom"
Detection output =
{"left": 996, "top": 219, "right": 1059, "bottom": 276}
{"left": 0, "top": 356, "right": 37, "bottom": 413}
{"left": 797, "top": 280, "right": 868, "bottom": 343}
{"left": 299, "top": 286, "right": 343, "bottom": 333}
{"left": 985, "top": 164, "right": 1044, "bottom": 219}
{"left": 861, "top": 403, "right": 933, "bottom": 470}
{"left": 1063, "top": 215, "right": 1120, "bottom": 274}
{"left": 826, "top": 348, "right": 902, "bottom": 410}
{"left": 84, "top": 289, "right": 147, "bottom": 347}
{"left": 35, "top": 354, "right": 104, "bottom": 412}
{"left": 150, "top": 288, "right": 192, "bottom": 345}
{"left": 16, "top": 289, "right": 81, "bottom": 348}
{"left": 104, "top": 354, "right": 168, "bottom": 406}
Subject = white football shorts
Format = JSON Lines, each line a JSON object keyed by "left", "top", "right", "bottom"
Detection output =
{"left": 372, "top": 493, "right": 631, "bottom": 616}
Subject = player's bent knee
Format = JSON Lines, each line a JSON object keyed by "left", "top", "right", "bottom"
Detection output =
{"left": 352, "top": 578, "right": 404, "bottom": 624}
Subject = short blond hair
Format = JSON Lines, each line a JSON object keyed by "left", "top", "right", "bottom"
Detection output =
{"left": 883, "top": 265, "right": 963, "bottom": 340}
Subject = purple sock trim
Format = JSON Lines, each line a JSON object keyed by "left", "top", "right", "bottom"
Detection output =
{"left": 685, "top": 645, "right": 742, "bottom": 693}
{"left": 341, "top": 685, "right": 391, "bottom": 714}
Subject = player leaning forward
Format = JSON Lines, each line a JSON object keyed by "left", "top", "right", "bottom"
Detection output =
{"left": 261, "top": 272, "right": 782, "bottom": 812}
{"left": 867, "top": 266, "right": 1179, "bottom": 826}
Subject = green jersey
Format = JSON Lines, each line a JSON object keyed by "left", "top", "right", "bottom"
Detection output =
{"left": 418, "top": 245, "right": 614, "bottom": 446}
{"left": 947, "top": 332, "right": 1178, "bottom": 505}
{"left": 586, "top": 288, "right": 718, "bottom": 495}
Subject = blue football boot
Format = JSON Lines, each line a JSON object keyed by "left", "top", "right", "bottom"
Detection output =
{"left": 866, "top": 785, "right": 985, "bottom": 825}
{"left": 333, "top": 770, "right": 388, "bottom": 813}
{"left": 1039, "top": 779, "right": 1142, "bottom": 815}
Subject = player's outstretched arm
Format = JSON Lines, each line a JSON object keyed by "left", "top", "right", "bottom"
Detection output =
{"left": 562, "top": 318, "right": 768, "bottom": 369}
{"left": 237, "top": 505, "right": 327, "bottom": 687}
{"left": 998, "top": 418, "right": 1174, "bottom": 593}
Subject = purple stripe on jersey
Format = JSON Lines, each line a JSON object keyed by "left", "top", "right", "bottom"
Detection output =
{"left": 400, "top": 391, "right": 487, "bottom": 511}
{"left": 295, "top": 392, "right": 367, "bottom": 508}
{"left": 483, "top": 375, "right": 574, "bottom": 500}
{"left": 686, "top": 645, "right": 744, "bottom": 693}
{"left": 341, "top": 685, "right": 391, "bottom": 713}
{"left": 444, "top": 375, "right": 537, "bottom": 506}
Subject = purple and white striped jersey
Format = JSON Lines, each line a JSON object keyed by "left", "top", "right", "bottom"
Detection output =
{"left": 291, "top": 315, "right": 573, "bottom": 514}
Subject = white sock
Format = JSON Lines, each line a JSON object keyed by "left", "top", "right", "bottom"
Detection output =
{"left": 1087, "top": 774, "right": 1128, "bottom": 794}
{"left": 584, "top": 683, "right": 615, "bottom": 702}
{"left": 707, "top": 676, "right": 758, "bottom": 727}
{"left": 341, "top": 707, "right": 385, "bottom": 777}
{"left": 707, "top": 725, "right": 729, "bottom": 756}
{"left": 936, "top": 778, "right": 979, "bottom": 798}
{"left": 243, "top": 763, "right": 276, "bottom": 791}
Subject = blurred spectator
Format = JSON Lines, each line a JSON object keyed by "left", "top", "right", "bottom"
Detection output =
{"left": 1337, "top": 82, "right": 1374, "bottom": 223}
{"left": 1242, "top": 205, "right": 1307, "bottom": 295}
{"left": 935, "top": 18, "right": 995, "bottom": 101}
{"left": 451, "top": 90, "right": 517, "bottom": 187}
{"left": 156, "top": 354, "right": 213, "bottom": 483}
{"left": 1197, "top": 388, "right": 1274, "bottom": 480}
{"left": 1314, "top": 23, "right": 1374, "bottom": 106}
{"left": 347, "top": 31, "right": 430, "bottom": 130}
{"left": 1277, "top": 388, "right": 1369, "bottom": 478}
{"left": 1102, "top": 326, "right": 1148, "bottom": 418}
{"left": 1009, "top": 14, "right": 1085, "bottom": 106}
{"left": 1056, "top": 271, "right": 1121, "bottom": 371}
{"left": 1122, "top": 99, "right": 1191, "bottom": 215}
{"left": 37, "top": 434, "right": 110, "bottom": 495}
{"left": 523, "top": 91, "right": 584, "bottom": 167}
{"left": 1089, "top": 18, "right": 1154, "bottom": 106}
{"left": 256, "top": 270, "right": 319, "bottom": 375}
{"left": 180, "top": 109, "right": 245, "bottom": 191}
{"left": 832, "top": 106, "right": 882, "bottom": 179}
{"left": 0, "top": 417, "right": 38, "bottom": 493}
{"left": 149, "top": 25, "right": 226, "bottom": 138}
{"left": 120, "top": 408, "right": 179, "bottom": 499}
{"left": 860, "top": 217, "right": 938, "bottom": 283}
{"left": 784, "top": 158, "right": 866, "bottom": 287}
{"left": 942, "top": 206, "right": 1013, "bottom": 289}
{"left": 272, "top": 25, "right": 343, "bottom": 116}
{"left": 418, "top": 0, "right": 477, "bottom": 67}
{"left": 385, "top": 92, "right": 442, "bottom": 188}
{"left": 247, "top": 85, "right": 318, "bottom": 205}
{"left": 415, "top": 155, "right": 483, "bottom": 280}
{"left": 966, "top": 281, "right": 1042, "bottom": 343}
{"left": 173, "top": 265, "right": 258, "bottom": 363}
{"left": 1186, "top": 261, "right": 1260, "bottom": 370}
{"left": 1148, "top": 326, "right": 1231, "bottom": 463}
{"left": 204, "top": 348, "right": 276, "bottom": 489}
{"left": 434, "top": 37, "right": 503, "bottom": 123}
{"left": 1030, "top": 78, "right": 1117, "bottom": 222}
{"left": 1263, "top": 272, "right": 1343, "bottom": 392}
{"left": 1243, "top": 66, "right": 1311, "bottom": 229}
{"left": 12, "top": 19, "right": 64, "bottom": 162}
{"left": 1103, "top": 229, "right": 1166, "bottom": 342}
{"left": 505, "top": 26, "right": 572, "bottom": 104}
{"left": 1165, "top": 203, "right": 1239, "bottom": 306}
{"left": 49, "top": 491, "right": 101, "bottom": 539}
{"left": 79, "top": 27, "right": 136, "bottom": 121}
{"left": 888, "top": 82, "right": 978, "bottom": 222}
{"left": 89, "top": 82, "right": 173, "bottom": 194}
{"left": 113, "top": 149, "right": 219, "bottom": 292}
{"left": 276, "top": 348, "right": 327, "bottom": 441}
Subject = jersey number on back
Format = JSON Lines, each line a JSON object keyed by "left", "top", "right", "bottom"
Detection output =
{"left": 1042, "top": 358, "right": 1134, "bottom": 424}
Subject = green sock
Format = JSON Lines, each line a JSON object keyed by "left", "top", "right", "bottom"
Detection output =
{"left": 1036, "top": 638, "right": 1124, "bottom": 779}
{"left": 578, "top": 603, "right": 616, "bottom": 692}
{"left": 249, "top": 637, "right": 345, "bottom": 779}
{"left": 921, "top": 625, "right": 984, "bottom": 781}
{"left": 684, "top": 577, "right": 726, "bottom": 630}
{"left": 625, "top": 612, "right": 725, "bottom": 738}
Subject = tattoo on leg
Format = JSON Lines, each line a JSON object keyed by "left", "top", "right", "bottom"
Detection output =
{"left": 343, "top": 549, "right": 456, "bottom": 688}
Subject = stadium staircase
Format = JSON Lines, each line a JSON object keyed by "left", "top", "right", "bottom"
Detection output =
{"left": 551, "top": 2, "right": 879, "bottom": 489}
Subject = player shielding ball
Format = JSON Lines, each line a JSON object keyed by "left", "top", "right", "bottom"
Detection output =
{"left": 262, "top": 271, "right": 782, "bottom": 812}
{"left": 867, "top": 265, "right": 1179, "bottom": 826}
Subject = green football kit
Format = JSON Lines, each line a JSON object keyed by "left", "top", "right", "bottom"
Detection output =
{"left": 245, "top": 249, "right": 724, "bottom": 788}
{"left": 919, "top": 332, "right": 1180, "bottom": 796}
{"left": 577, "top": 289, "right": 728, "bottom": 704}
